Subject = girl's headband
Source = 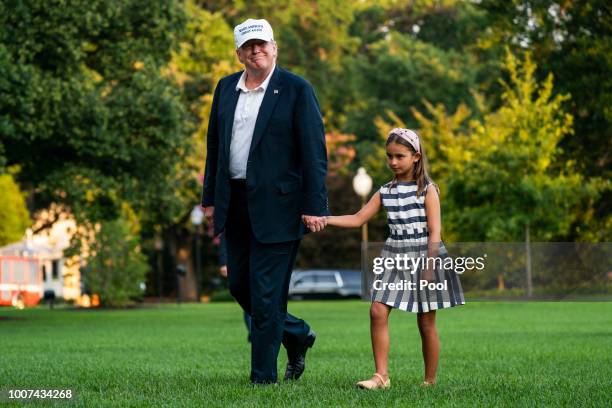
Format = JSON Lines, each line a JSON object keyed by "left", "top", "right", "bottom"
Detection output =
{"left": 389, "top": 128, "right": 420, "bottom": 153}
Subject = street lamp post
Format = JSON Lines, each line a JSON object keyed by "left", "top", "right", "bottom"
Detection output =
{"left": 352, "top": 167, "right": 373, "bottom": 245}
{"left": 190, "top": 205, "right": 205, "bottom": 302}
{"left": 353, "top": 167, "right": 373, "bottom": 298}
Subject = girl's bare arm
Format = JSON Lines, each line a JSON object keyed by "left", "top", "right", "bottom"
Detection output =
{"left": 425, "top": 185, "right": 442, "bottom": 256}
{"left": 327, "top": 191, "right": 381, "bottom": 228}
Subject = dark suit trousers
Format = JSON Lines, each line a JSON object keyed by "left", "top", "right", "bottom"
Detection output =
{"left": 225, "top": 180, "right": 311, "bottom": 383}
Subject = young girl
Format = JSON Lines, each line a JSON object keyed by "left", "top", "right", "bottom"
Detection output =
{"left": 326, "top": 128, "right": 465, "bottom": 389}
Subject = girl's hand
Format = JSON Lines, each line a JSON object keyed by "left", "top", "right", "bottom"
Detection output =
{"left": 424, "top": 185, "right": 441, "bottom": 243}
{"left": 424, "top": 185, "right": 442, "bottom": 283}
{"left": 422, "top": 266, "right": 435, "bottom": 283}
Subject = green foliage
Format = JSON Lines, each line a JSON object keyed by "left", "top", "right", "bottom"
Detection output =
{"left": 1, "top": 0, "right": 608, "bottom": 265}
{"left": 341, "top": 16, "right": 479, "bottom": 140}
{"left": 83, "top": 207, "right": 148, "bottom": 307}
{"left": 170, "top": 1, "right": 240, "bottom": 169}
{"left": 0, "top": 0, "right": 190, "bottom": 230}
{"left": 477, "top": 1, "right": 612, "bottom": 175}
{"left": 172, "top": 1, "right": 239, "bottom": 94}
{"left": 420, "top": 51, "right": 603, "bottom": 241}
{"left": 0, "top": 142, "right": 5, "bottom": 169}
{"left": 184, "top": 1, "right": 608, "bottom": 244}
{"left": 0, "top": 173, "right": 30, "bottom": 246}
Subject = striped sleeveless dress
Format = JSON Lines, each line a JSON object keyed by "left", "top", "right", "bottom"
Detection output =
{"left": 371, "top": 180, "right": 465, "bottom": 313}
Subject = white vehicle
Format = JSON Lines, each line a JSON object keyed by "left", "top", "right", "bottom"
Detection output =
{"left": 288, "top": 269, "right": 362, "bottom": 300}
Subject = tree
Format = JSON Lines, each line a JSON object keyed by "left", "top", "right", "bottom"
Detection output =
{"left": 477, "top": 0, "right": 612, "bottom": 240}
{"left": 352, "top": 1, "right": 609, "bottom": 243}
{"left": 147, "top": 2, "right": 243, "bottom": 298}
{"left": 378, "top": 50, "right": 608, "bottom": 292}
{"left": 0, "top": 172, "right": 30, "bottom": 246}
{"left": 478, "top": 1, "right": 611, "bottom": 167}
{"left": 441, "top": 51, "right": 603, "bottom": 243}
{"left": 82, "top": 205, "right": 148, "bottom": 307}
{"left": 342, "top": 29, "right": 478, "bottom": 142}
{"left": 0, "top": 0, "right": 190, "bottom": 230}
{"left": 369, "top": 49, "right": 607, "bottom": 243}
{"left": 168, "top": 0, "right": 241, "bottom": 193}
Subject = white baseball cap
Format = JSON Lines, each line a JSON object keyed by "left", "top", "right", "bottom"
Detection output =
{"left": 234, "top": 18, "right": 274, "bottom": 49}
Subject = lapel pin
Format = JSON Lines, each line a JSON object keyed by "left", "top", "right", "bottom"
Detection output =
{"left": 274, "top": 89, "right": 279, "bottom": 94}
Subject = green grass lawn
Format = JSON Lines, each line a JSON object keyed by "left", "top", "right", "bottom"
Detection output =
{"left": 1, "top": 301, "right": 611, "bottom": 407}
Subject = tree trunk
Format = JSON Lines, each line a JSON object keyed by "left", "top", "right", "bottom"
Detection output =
{"left": 168, "top": 227, "right": 198, "bottom": 302}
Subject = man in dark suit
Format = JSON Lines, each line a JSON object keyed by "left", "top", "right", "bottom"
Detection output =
{"left": 201, "top": 18, "right": 329, "bottom": 384}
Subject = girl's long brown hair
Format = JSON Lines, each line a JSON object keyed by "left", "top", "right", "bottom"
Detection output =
{"left": 386, "top": 131, "right": 439, "bottom": 198}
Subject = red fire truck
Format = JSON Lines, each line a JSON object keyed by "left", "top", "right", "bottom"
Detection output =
{"left": 0, "top": 256, "right": 42, "bottom": 308}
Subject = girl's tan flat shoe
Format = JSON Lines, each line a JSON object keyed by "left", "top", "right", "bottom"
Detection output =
{"left": 356, "top": 373, "right": 391, "bottom": 390}
{"left": 419, "top": 380, "right": 436, "bottom": 388}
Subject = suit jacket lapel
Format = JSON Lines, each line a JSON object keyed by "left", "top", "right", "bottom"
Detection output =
{"left": 249, "top": 67, "right": 282, "bottom": 156}
{"left": 223, "top": 75, "right": 241, "bottom": 160}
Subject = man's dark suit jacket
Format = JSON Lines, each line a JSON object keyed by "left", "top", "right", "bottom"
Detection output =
{"left": 201, "top": 66, "right": 329, "bottom": 244}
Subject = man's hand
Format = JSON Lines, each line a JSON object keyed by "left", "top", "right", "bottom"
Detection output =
{"left": 219, "top": 265, "right": 228, "bottom": 278}
{"left": 202, "top": 205, "right": 215, "bottom": 229}
{"left": 202, "top": 206, "right": 214, "bottom": 218}
{"left": 301, "top": 215, "right": 327, "bottom": 232}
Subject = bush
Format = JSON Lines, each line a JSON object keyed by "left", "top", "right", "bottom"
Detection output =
{"left": 83, "top": 215, "right": 148, "bottom": 307}
{"left": 0, "top": 173, "right": 30, "bottom": 246}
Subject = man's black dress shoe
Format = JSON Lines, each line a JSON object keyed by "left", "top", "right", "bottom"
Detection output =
{"left": 284, "top": 330, "right": 316, "bottom": 381}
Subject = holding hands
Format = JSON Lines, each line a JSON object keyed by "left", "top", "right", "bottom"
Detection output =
{"left": 301, "top": 215, "right": 328, "bottom": 232}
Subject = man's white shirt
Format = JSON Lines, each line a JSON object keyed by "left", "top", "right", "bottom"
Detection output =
{"left": 229, "top": 65, "right": 276, "bottom": 179}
